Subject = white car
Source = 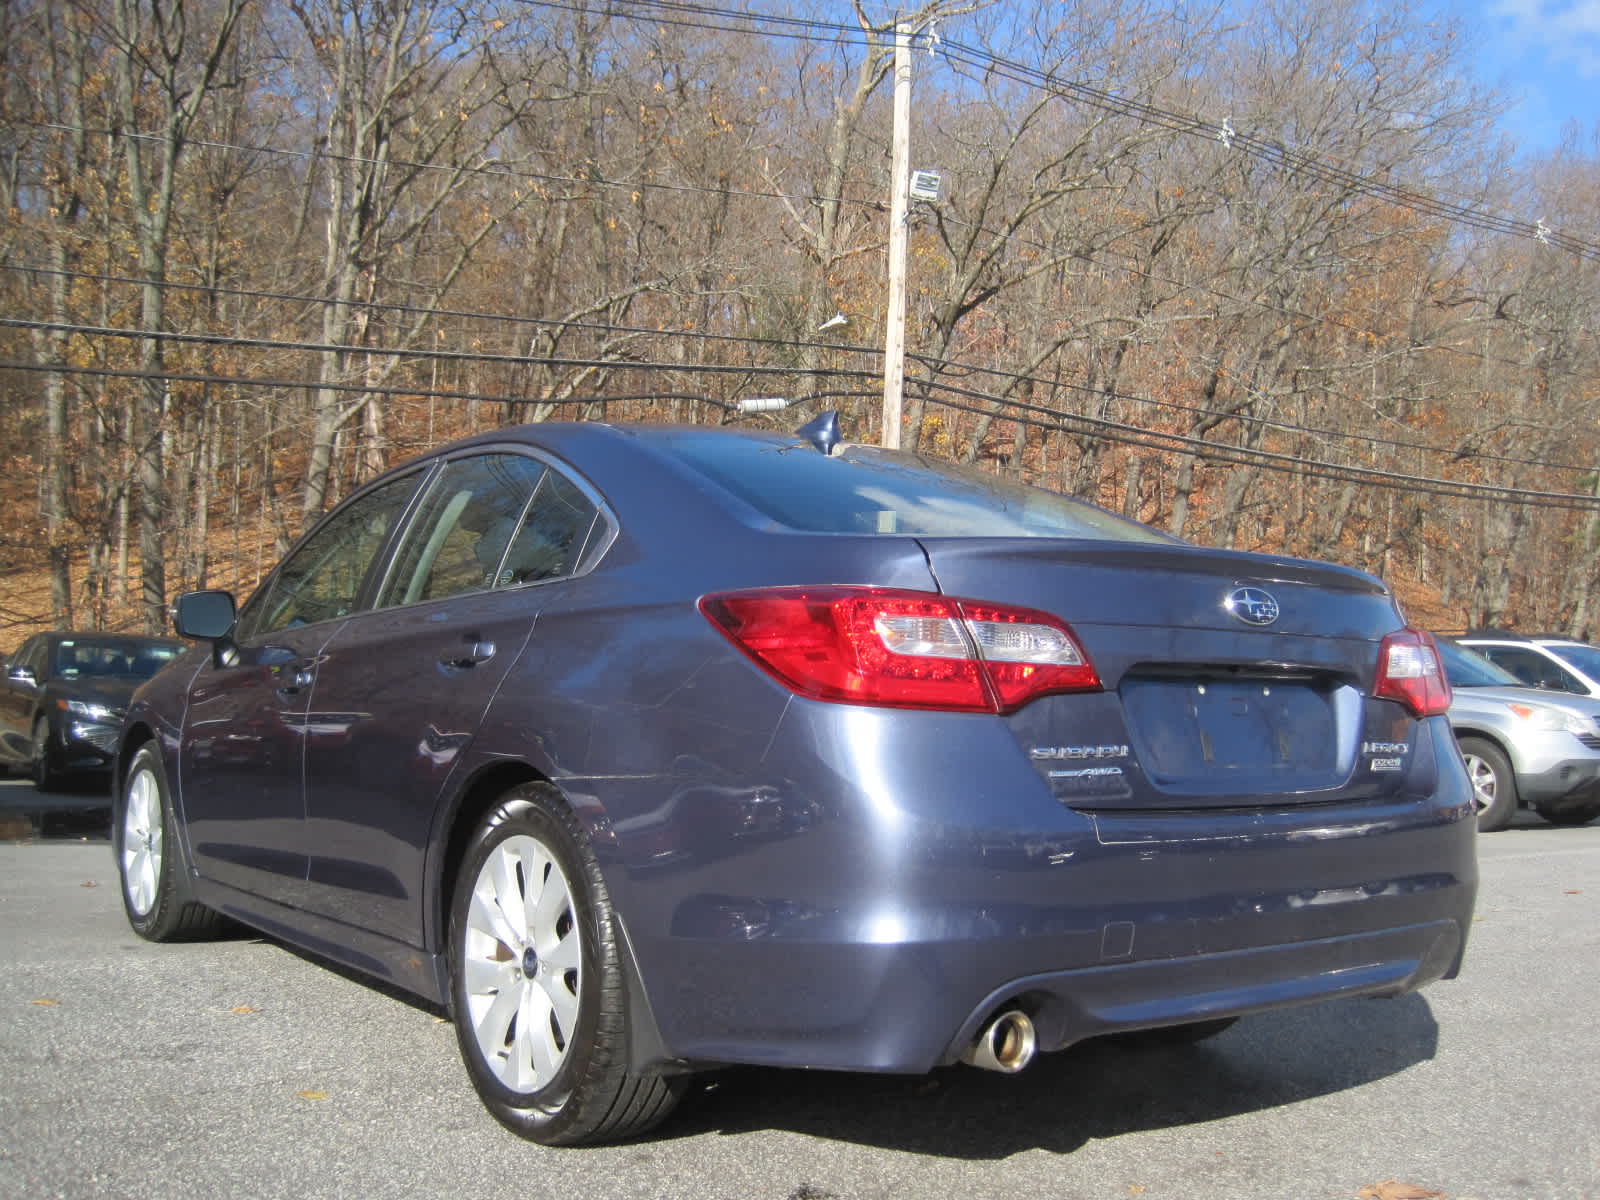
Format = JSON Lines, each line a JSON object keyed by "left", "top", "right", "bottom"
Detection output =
{"left": 1439, "top": 639, "right": 1600, "bottom": 831}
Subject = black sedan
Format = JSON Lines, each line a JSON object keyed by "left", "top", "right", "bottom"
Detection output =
{"left": 114, "top": 415, "right": 1478, "bottom": 1145}
{"left": 1, "top": 631, "right": 183, "bottom": 789}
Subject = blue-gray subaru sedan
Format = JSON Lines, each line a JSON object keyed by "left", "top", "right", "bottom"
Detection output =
{"left": 114, "top": 415, "right": 1476, "bottom": 1144}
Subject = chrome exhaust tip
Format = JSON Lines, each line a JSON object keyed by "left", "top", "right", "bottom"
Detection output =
{"left": 960, "top": 1009, "right": 1038, "bottom": 1074}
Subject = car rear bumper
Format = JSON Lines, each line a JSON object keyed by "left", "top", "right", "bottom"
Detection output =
{"left": 605, "top": 717, "right": 1478, "bottom": 1075}
{"left": 623, "top": 909, "right": 1468, "bottom": 1075}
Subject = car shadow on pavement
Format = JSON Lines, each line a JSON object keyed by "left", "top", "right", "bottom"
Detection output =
{"left": 664, "top": 993, "right": 1438, "bottom": 1157}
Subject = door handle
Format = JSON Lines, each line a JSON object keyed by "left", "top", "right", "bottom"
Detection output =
{"left": 442, "top": 638, "right": 496, "bottom": 669}
{"left": 275, "top": 667, "right": 316, "bottom": 696}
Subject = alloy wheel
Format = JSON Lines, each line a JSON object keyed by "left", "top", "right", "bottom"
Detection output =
{"left": 121, "top": 764, "right": 164, "bottom": 917}
{"left": 1463, "top": 752, "right": 1497, "bottom": 813}
{"left": 461, "top": 833, "right": 584, "bottom": 1093}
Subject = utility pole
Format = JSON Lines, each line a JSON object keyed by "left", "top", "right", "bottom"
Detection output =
{"left": 881, "top": 20, "right": 912, "bottom": 449}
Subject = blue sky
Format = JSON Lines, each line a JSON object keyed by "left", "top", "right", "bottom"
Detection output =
{"left": 1458, "top": 0, "right": 1600, "bottom": 152}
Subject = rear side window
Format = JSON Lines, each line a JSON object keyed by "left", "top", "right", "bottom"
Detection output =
{"left": 379, "top": 454, "right": 548, "bottom": 606}
{"left": 1478, "top": 646, "right": 1584, "bottom": 693}
{"left": 502, "top": 469, "right": 599, "bottom": 585}
{"left": 1437, "top": 641, "right": 1521, "bottom": 688}
{"left": 660, "top": 433, "right": 1174, "bottom": 543}
{"left": 377, "top": 452, "right": 601, "bottom": 607}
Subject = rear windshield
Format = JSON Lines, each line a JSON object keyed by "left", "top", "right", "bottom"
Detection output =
{"left": 660, "top": 432, "right": 1176, "bottom": 543}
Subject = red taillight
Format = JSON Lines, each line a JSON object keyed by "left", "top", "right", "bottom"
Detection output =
{"left": 1374, "top": 629, "right": 1452, "bottom": 717}
{"left": 699, "top": 586, "right": 1100, "bottom": 713}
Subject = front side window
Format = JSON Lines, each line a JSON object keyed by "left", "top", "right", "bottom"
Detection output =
{"left": 242, "top": 472, "right": 422, "bottom": 637}
{"left": 1547, "top": 643, "right": 1600, "bottom": 686}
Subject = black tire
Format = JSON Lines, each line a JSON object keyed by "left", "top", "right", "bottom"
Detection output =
{"left": 31, "top": 716, "right": 63, "bottom": 791}
{"left": 115, "top": 744, "right": 228, "bottom": 941}
{"left": 1535, "top": 802, "right": 1600, "bottom": 827}
{"left": 1458, "top": 737, "right": 1518, "bottom": 832}
{"left": 448, "top": 783, "right": 682, "bottom": 1145}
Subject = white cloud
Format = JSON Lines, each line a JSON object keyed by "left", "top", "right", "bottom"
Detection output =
{"left": 1486, "top": 0, "right": 1600, "bottom": 76}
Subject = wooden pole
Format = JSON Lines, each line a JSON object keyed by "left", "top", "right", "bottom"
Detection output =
{"left": 881, "top": 21, "right": 912, "bottom": 449}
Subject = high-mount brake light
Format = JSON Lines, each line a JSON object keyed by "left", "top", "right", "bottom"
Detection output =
{"left": 699, "top": 586, "right": 1100, "bottom": 713}
{"left": 1374, "top": 628, "right": 1452, "bottom": 717}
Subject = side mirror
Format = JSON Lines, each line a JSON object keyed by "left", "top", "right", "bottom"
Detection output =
{"left": 173, "top": 590, "right": 239, "bottom": 667}
{"left": 7, "top": 664, "right": 37, "bottom": 687}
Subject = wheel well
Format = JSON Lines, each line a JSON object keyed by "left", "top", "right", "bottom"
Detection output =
{"left": 1452, "top": 729, "right": 1504, "bottom": 756}
{"left": 117, "top": 722, "right": 156, "bottom": 793}
{"left": 433, "top": 760, "right": 552, "bottom": 951}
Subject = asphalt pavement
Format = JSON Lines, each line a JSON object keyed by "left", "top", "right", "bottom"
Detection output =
{"left": 2, "top": 775, "right": 1597, "bottom": 1200}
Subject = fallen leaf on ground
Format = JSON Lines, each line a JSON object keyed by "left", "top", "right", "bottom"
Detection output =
{"left": 297, "top": 1090, "right": 327, "bottom": 1101}
{"left": 80, "top": 881, "right": 98, "bottom": 888}
{"left": 1564, "top": 890, "right": 1581, "bottom": 895}
{"left": 1357, "top": 1181, "right": 1447, "bottom": 1199}
{"left": 31, "top": 998, "right": 59, "bottom": 1007}
{"left": 228, "top": 1005, "right": 257, "bottom": 1014}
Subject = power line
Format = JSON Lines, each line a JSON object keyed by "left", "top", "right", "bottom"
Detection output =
{"left": 916, "top": 378, "right": 1600, "bottom": 512}
{"left": 7, "top": 262, "right": 1590, "bottom": 475}
{"left": 928, "top": 209, "right": 1561, "bottom": 380}
{"left": 13, "top": 105, "right": 1591, "bottom": 394}
{"left": 585, "top": 0, "right": 1600, "bottom": 262}
{"left": 18, "top": 0, "right": 1600, "bottom": 268}
{"left": 0, "top": 357, "right": 742, "bottom": 411}
{"left": 7, "top": 320, "right": 1598, "bottom": 511}
{"left": 0, "top": 263, "right": 857, "bottom": 358}
{"left": 905, "top": 346, "right": 1590, "bottom": 474}
{"left": 0, "top": 316, "right": 884, "bottom": 382}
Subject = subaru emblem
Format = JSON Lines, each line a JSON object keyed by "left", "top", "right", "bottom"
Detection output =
{"left": 1225, "top": 586, "right": 1280, "bottom": 626}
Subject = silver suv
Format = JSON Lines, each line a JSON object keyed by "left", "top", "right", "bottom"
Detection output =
{"left": 1457, "top": 633, "right": 1600, "bottom": 700}
{"left": 1439, "top": 639, "right": 1600, "bottom": 831}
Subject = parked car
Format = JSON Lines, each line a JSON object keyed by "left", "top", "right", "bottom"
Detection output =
{"left": 1457, "top": 632, "right": 1600, "bottom": 700}
{"left": 1437, "top": 639, "right": 1600, "bottom": 831}
{"left": 114, "top": 416, "right": 1477, "bottom": 1145}
{"left": 1, "top": 632, "right": 184, "bottom": 789}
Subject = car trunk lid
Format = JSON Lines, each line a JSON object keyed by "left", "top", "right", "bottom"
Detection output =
{"left": 917, "top": 538, "right": 1421, "bottom": 810}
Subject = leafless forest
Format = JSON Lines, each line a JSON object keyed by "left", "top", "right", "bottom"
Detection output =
{"left": 2, "top": 0, "right": 1598, "bottom": 640}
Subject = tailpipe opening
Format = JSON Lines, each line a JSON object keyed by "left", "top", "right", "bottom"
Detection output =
{"left": 960, "top": 1009, "right": 1038, "bottom": 1074}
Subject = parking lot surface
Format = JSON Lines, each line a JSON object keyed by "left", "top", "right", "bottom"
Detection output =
{"left": 3, "top": 777, "right": 1597, "bottom": 1200}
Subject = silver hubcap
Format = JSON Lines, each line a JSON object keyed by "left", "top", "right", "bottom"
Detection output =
{"left": 1464, "top": 754, "right": 1497, "bottom": 813}
{"left": 462, "top": 834, "right": 583, "bottom": 1092}
{"left": 122, "top": 766, "right": 163, "bottom": 916}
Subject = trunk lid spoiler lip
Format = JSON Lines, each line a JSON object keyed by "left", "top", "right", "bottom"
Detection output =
{"left": 912, "top": 536, "right": 1390, "bottom": 597}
